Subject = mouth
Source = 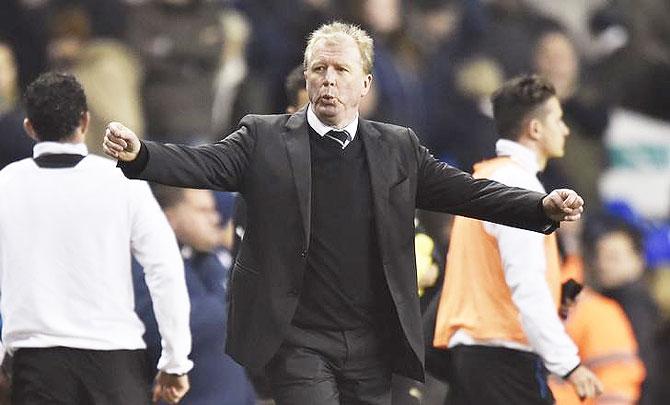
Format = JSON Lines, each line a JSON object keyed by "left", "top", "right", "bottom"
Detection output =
{"left": 318, "top": 95, "right": 338, "bottom": 106}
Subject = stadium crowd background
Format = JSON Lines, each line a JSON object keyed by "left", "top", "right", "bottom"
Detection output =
{"left": 2, "top": 0, "right": 670, "bottom": 404}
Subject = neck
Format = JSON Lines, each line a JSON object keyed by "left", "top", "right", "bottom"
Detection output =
{"left": 313, "top": 110, "right": 357, "bottom": 130}
{"left": 517, "top": 137, "right": 548, "bottom": 171}
{"left": 63, "top": 130, "right": 85, "bottom": 144}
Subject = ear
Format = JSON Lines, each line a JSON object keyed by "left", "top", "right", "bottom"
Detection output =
{"left": 23, "top": 118, "right": 39, "bottom": 141}
{"left": 79, "top": 111, "right": 90, "bottom": 136}
{"left": 163, "top": 208, "right": 179, "bottom": 232}
{"left": 361, "top": 73, "right": 373, "bottom": 97}
{"left": 527, "top": 117, "right": 543, "bottom": 141}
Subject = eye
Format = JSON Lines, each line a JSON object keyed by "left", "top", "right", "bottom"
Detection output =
{"left": 337, "top": 66, "right": 349, "bottom": 72}
{"left": 313, "top": 66, "right": 325, "bottom": 72}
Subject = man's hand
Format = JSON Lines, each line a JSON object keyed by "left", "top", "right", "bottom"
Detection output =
{"left": 542, "top": 189, "right": 584, "bottom": 222}
{"left": 152, "top": 371, "right": 190, "bottom": 404}
{"left": 567, "top": 365, "right": 603, "bottom": 400}
{"left": 103, "top": 122, "right": 141, "bottom": 162}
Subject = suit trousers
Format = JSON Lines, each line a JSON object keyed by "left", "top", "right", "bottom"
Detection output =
{"left": 11, "top": 347, "right": 149, "bottom": 405}
{"left": 266, "top": 324, "right": 394, "bottom": 405}
{"left": 446, "top": 345, "right": 555, "bottom": 405}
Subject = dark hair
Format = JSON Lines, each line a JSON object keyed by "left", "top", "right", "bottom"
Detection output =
{"left": 150, "top": 183, "right": 186, "bottom": 210}
{"left": 24, "top": 72, "right": 87, "bottom": 142}
{"left": 284, "top": 65, "right": 306, "bottom": 110}
{"left": 581, "top": 214, "right": 645, "bottom": 262}
{"left": 490, "top": 74, "right": 556, "bottom": 140}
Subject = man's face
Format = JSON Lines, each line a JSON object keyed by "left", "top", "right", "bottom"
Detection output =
{"left": 168, "top": 189, "right": 222, "bottom": 253}
{"left": 286, "top": 88, "right": 310, "bottom": 114}
{"left": 534, "top": 32, "right": 578, "bottom": 99}
{"left": 0, "top": 43, "right": 17, "bottom": 103}
{"left": 305, "top": 34, "right": 372, "bottom": 127}
{"left": 537, "top": 96, "right": 569, "bottom": 159}
{"left": 594, "top": 231, "right": 645, "bottom": 288}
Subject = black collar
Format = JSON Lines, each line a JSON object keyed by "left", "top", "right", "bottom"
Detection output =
{"left": 33, "top": 153, "right": 86, "bottom": 168}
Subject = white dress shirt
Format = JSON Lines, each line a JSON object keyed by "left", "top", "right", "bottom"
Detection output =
{"left": 0, "top": 142, "right": 192, "bottom": 374}
{"left": 307, "top": 103, "right": 359, "bottom": 148}
{"left": 449, "top": 139, "right": 580, "bottom": 377}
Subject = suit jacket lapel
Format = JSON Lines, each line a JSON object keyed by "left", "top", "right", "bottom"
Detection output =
{"left": 360, "top": 119, "right": 394, "bottom": 262}
{"left": 283, "top": 109, "right": 311, "bottom": 245}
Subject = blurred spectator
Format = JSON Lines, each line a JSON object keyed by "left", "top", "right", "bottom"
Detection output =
{"left": 211, "top": 9, "right": 265, "bottom": 137}
{"left": 439, "top": 56, "right": 502, "bottom": 171}
{"left": 355, "top": 0, "right": 428, "bottom": 132}
{"left": 0, "top": 0, "right": 49, "bottom": 89}
{"left": 134, "top": 186, "right": 256, "bottom": 405}
{"left": 479, "top": 0, "right": 546, "bottom": 76}
{"left": 126, "top": 0, "right": 227, "bottom": 143}
{"left": 582, "top": 215, "right": 663, "bottom": 405}
{"left": 549, "top": 288, "right": 645, "bottom": 405}
{"left": 0, "top": 40, "right": 33, "bottom": 169}
{"left": 47, "top": 3, "right": 144, "bottom": 157}
{"left": 411, "top": 0, "right": 464, "bottom": 160}
{"left": 522, "top": 0, "right": 610, "bottom": 60}
{"left": 532, "top": 27, "right": 610, "bottom": 207}
{"left": 551, "top": 222, "right": 645, "bottom": 405}
{"left": 284, "top": 65, "right": 309, "bottom": 113}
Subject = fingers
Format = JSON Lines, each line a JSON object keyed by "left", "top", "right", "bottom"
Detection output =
{"left": 106, "top": 122, "right": 132, "bottom": 141}
{"left": 546, "top": 190, "right": 565, "bottom": 209}
{"left": 545, "top": 189, "right": 585, "bottom": 222}
{"left": 555, "top": 189, "right": 584, "bottom": 210}
{"left": 162, "top": 386, "right": 180, "bottom": 404}
{"left": 103, "top": 127, "right": 128, "bottom": 159}
{"left": 569, "top": 366, "right": 603, "bottom": 399}
{"left": 152, "top": 384, "right": 184, "bottom": 404}
{"left": 151, "top": 383, "right": 161, "bottom": 403}
{"left": 575, "top": 371, "right": 603, "bottom": 399}
{"left": 594, "top": 376, "right": 604, "bottom": 396}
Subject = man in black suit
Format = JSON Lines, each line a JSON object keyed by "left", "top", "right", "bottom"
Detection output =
{"left": 104, "top": 21, "right": 584, "bottom": 405}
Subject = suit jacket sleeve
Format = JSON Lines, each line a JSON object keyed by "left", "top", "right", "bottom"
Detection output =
{"left": 119, "top": 115, "right": 257, "bottom": 192}
{"left": 410, "top": 129, "right": 555, "bottom": 233}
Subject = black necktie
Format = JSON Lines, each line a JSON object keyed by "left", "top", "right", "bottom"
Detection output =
{"left": 325, "top": 130, "right": 350, "bottom": 147}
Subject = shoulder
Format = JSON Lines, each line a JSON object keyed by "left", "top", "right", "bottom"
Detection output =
{"left": 81, "top": 154, "right": 129, "bottom": 179}
{"left": 0, "top": 158, "right": 35, "bottom": 183}
{"left": 83, "top": 154, "right": 119, "bottom": 168}
{"left": 82, "top": 155, "right": 151, "bottom": 191}
{"left": 239, "top": 113, "right": 292, "bottom": 129}
{"left": 581, "top": 290, "right": 628, "bottom": 319}
{"left": 364, "top": 119, "right": 410, "bottom": 135}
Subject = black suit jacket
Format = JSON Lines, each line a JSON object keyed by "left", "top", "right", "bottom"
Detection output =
{"left": 122, "top": 109, "right": 555, "bottom": 381}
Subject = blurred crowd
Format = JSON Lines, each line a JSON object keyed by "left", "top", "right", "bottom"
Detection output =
{"left": 2, "top": 0, "right": 670, "bottom": 404}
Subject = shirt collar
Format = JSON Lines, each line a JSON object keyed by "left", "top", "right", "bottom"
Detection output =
{"left": 495, "top": 139, "right": 540, "bottom": 174}
{"left": 306, "top": 103, "right": 358, "bottom": 140}
{"left": 33, "top": 142, "right": 88, "bottom": 158}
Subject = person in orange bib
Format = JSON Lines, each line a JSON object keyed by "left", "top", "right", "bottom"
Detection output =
{"left": 549, "top": 286, "right": 645, "bottom": 405}
{"left": 433, "top": 75, "right": 602, "bottom": 404}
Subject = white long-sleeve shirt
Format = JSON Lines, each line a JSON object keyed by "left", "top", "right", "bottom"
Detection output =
{"left": 449, "top": 139, "right": 580, "bottom": 377}
{"left": 0, "top": 142, "right": 192, "bottom": 374}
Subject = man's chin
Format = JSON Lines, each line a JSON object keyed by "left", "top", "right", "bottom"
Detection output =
{"left": 314, "top": 106, "right": 340, "bottom": 121}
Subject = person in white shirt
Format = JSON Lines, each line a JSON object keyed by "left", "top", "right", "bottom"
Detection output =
{"left": 434, "top": 75, "right": 603, "bottom": 404}
{"left": 0, "top": 72, "right": 192, "bottom": 404}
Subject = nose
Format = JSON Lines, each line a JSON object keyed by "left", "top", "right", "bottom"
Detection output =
{"left": 323, "top": 66, "right": 336, "bottom": 86}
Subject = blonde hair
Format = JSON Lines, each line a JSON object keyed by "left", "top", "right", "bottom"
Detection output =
{"left": 303, "top": 21, "right": 374, "bottom": 75}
